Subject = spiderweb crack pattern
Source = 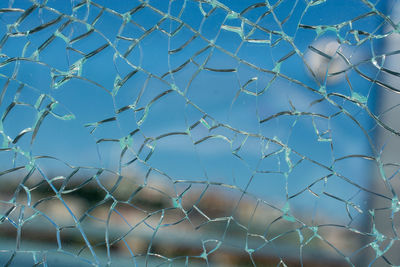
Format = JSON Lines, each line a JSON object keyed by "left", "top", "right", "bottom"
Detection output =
{"left": 0, "top": 0, "right": 399, "bottom": 266}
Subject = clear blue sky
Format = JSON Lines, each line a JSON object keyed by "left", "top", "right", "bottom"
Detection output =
{"left": 0, "top": 0, "right": 389, "bottom": 223}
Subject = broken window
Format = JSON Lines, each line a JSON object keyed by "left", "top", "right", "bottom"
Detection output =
{"left": 0, "top": 0, "right": 399, "bottom": 266}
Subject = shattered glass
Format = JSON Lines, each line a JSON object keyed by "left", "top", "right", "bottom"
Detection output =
{"left": 0, "top": 0, "right": 399, "bottom": 266}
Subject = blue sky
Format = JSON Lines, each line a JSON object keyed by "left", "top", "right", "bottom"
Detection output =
{"left": 0, "top": 0, "right": 391, "bottom": 223}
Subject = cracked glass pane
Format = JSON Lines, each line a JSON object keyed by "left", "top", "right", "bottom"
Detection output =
{"left": 0, "top": 0, "right": 399, "bottom": 266}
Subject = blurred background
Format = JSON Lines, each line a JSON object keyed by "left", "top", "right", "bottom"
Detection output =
{"left": 0, "top": 0, "right": 399, "bottom": 266}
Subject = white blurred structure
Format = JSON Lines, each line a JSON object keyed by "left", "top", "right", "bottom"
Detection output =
{"left": 366, "top": 1, "right": 400, "bottom": 266}
{"left": 305, "top": 38, "right": 348, "bottom": 84}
